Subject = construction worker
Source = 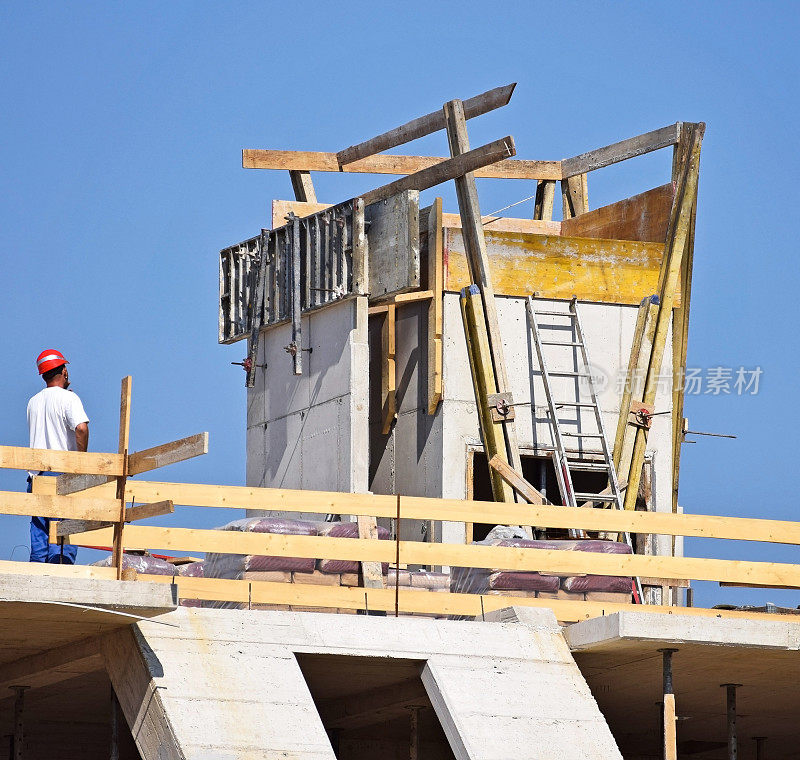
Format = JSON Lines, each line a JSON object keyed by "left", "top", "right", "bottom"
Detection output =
{"left": 26, "top": 350, "right": 89, "bottom": 563}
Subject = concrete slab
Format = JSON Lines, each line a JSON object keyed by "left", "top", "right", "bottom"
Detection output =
{"left": 117, "top": 607, "right": 621, "bottom": 760}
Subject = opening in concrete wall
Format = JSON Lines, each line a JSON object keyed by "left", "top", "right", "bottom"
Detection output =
{"left": 0, "top": 672, "right": 140, "bottom": 760}
{"left": 469, "top": 451, "right": 607, "bottom": 540}
{"left": 296, "top": 653, "right": 456, "bottom": 760}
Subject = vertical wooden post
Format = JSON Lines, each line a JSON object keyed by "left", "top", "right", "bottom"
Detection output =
{"left": 561, "top": 174, "right": 588, "bottom": 218}
{"left": 409, "top": 707, "right": 421, "bottom": 760}
{"left": 622, "top": 124, "right": 704, "bottom": 513}
{"left": 11, "top": 686, "right": 28, "bottom": 760}
{"left": 357, "top": 515, "right": 385, "bottom": 591}
{"left": 427, "top": 197, "right": 444, "bottom": 415}
{"left": 533, "top": 180, "right": 556, "bottom": 221}
{"left": 659, "top": 649, "right": 678, "bottom": 760}
{"left": 442, "top": 98, "right": 523, "bottom": 481}
{"left": 722, "top": 684, "right": 741, "bottom": 760}
{"left": 289, "top": 170, "right": 317, "bottom": 203}
{"left": 112, "top": 376, "right": 132, "bottom": 579}
{"left": 460, "top": 287, "right": 514, "bottom": 503}
{"left": 381, "top": 304, "right": 397, "bottom": 434}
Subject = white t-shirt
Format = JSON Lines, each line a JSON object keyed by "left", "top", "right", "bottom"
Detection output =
{"left": 27, "top": 387, "right": 90, "bottom": 453}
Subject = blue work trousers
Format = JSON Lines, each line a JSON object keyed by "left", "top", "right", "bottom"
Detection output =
{"left": 26, "top": 472, "right": 77, "bottom": 564}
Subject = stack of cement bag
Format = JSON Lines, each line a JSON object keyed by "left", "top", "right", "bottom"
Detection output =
{"left": 450, "top": 537, "right": 633, "bottom": 606}
{"left": 203, "top": 517, "right": 391, "bottom": 611}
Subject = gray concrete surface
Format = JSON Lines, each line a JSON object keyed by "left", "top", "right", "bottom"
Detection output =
{"left": 120, "top": 606, "right": 622, "bottom": 760}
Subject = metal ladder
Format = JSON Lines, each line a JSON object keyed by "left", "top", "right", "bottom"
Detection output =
{"left": 526, "top": 296, "right": 643, "bottom": 603}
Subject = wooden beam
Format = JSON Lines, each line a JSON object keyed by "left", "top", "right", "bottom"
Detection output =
{"left": 337, "top": 83, "right": 516, "bottom": 167}
{"left": 0, "top": 491, "right": 121, "bottom": 521}
{"left": 244, "top": 150, "right": 561, "bottom": 181}
{"left": 319, "top": 678, "right": 427, "bottom": 729}
{"left": 60, "top": 522, "right": 800, "bottom": 589}
{"left": 140, "top": 573, "right": 800, "bottom": 623}
{"left": 357, "top": 515, "right": 385, "bottom": 590}
{"left": 623, "top": 124, "right": 704, "bottom": 512}
{"left": 533, "top": 180, "right": 556, "bottom": 221}
{"left": 561, "top": 123, "right": 682, "bottom": 178}
{"left": 47, "top": 478, "right": 800, "bottom": 547}
{"left": 0, "top": 635, "right": 105, "bottom": 693}
{"left": 0, "top": 446, "right": 124, "bottom": 476}
{"left": 368, "top": 290, "right": 434, "bottom": 314}
{"left": 561, "top": 174, "right": 588, "bottom": 219}
{"left": 381, "top": 304, "right": 397, "bottom": 435}
{"left": 127, "top": 433, "right": 209, "bottom": 476}
{"left": 272, "top": 199, "right": 330, "bottom": 229}
{"left": 460, "top": 288, "right": 514, "bottom": 503}
{"left": 55, "top": 519, "right": 113, "bottom": 537}
{"left": 443, "top": 99, "right": 523, "bottom": 480}
{"left": 289, "top": 170, "right": 316, "bottom": 203}
{"left": 427, "top": 198, "right": 444, "bottom": 414}
{"left": 113, "top": 376, "right": 132, "bottom": 579}
{"left": 360, "top": 136, "right": 516, "bottom": 206}
{"left": 125, "top": 499, "right": 174, "bottom": 522}
{"left": 56, "top": 473, "right": 114, "bottom": 496}
{"left": 488, "top": 455, "right": 545, "bottom": 505}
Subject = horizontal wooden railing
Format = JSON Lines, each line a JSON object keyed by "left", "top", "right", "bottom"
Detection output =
{"left": 0, "top": 446, "right": 797, "bottom": 622}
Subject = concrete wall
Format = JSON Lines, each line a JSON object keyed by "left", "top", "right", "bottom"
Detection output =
{"left": 368, "top": 293, "right": 674, "bottom": 551}
{"left": 247, "top": 296, "right": 370, "bottom": 517}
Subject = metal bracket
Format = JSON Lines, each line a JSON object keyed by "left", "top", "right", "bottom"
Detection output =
{"left": 629, "top": 401, "right": 654, "bottom": 429}
{"left": 488, "top": 392, "right": 515, "bottom": 423}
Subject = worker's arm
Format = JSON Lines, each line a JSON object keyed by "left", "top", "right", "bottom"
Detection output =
{"left": 75, "top": 422, "right": 89, "bottom": 452}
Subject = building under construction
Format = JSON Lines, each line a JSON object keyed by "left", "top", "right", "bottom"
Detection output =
{"left": 0, "top": 84, "right": 798, "bottom": 760}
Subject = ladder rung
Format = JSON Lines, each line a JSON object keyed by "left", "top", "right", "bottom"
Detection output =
{"left": 535, "top": 310, "right": 575, "bottom": 317}
{"left": 561, "top": 432, "right": 604, "bottom": 438}
{"left": 555, "top": 401, "right": 597, "bottom": 408}
{"left": 567, "top": 461, "right": 610, "bottom": 472}
{"left": 548, "top": 370, "right": 591, "bottom": 377}
{"left": 573, "top": 493, "right": 617, "bottom": 502}
{"left": 540, "top": 341, "right": 583, "bottom": 346}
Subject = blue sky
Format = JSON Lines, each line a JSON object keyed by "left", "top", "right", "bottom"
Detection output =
{"left": 0, "top": 1, "right": 798, "bottom": 608}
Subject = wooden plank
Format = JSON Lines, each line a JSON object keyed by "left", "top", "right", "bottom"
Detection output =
{"left": 561, "top": 123, "right": 682, "bottom": 178}
{"left": 48, "top": 478, "right": 800, "bottom": 547}
{"left": 243, "top": 149, "right": 561, "bottom": 181}
{"left": 381, "top": 305, "right": 397, "bottom": 435}
{"left": 56, "top": 519, "right": 113, "bottom": 537}
{"left": 337, "top": 83, "right": 516, "bottom": 166}
{"left": 272, "top": 199, "right": 330, "bottom": 229}
{"left": 368, "top": 290, "right": 433, "bottom": 314}
{"left": 444, "top": 228, "right": 675, "bottom": 306}
{"left": 427, "top": 197, "right": 444, "bottom": 414}
{"left": 488, "top": 455, "right": 545, "bottom": 504}
{"left": 461, "top": 288, "right": 514, "bottom": 502}
{"left": 0, "top": 446, "right": 124, "bottom": 476}
{"left": 623, "top": 124, "right": 704, "bottom": 512}
{"left": 0, "top": 491, "right": 121, "bottom": 521}
{"left": 444, "top": 99, "right": 523, "bottom": 480}
{"left": 289, "top": 169, "right": 316, "bottom": 203}
{"left": 664, "top": 692, "right": 677, "bottom": 760}
{"left": 360, "top": 136, "right": 516, "bottom": 206}
{"left": 127, "top": 433, "right": 209, "bottom": 476}
{"left": 139, "top": 573, "right": 800, "bottom": 624}
{"left": 561, "top": 184, "right": 674, "bottom": 243}
{"left": 56, "top": 473, "right": 114, "bottom": 496}
{"left": 561, "top": 174, "right": 588, "bottom": 218}
{"left": 61, "top": 523, "right": 800, "bottom": 589}
{"left": 357, "top": 515, "right": 385, "bottom": 590}
{"left": 125, "top": 499, "right": 174, "bottom": 522}
{"left": 533, "top": 180, "right": 556, "bottom": 221}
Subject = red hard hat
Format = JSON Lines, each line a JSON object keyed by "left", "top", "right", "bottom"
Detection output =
{"left": 36, "top": 349, "right": 69, "bottom": 375}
